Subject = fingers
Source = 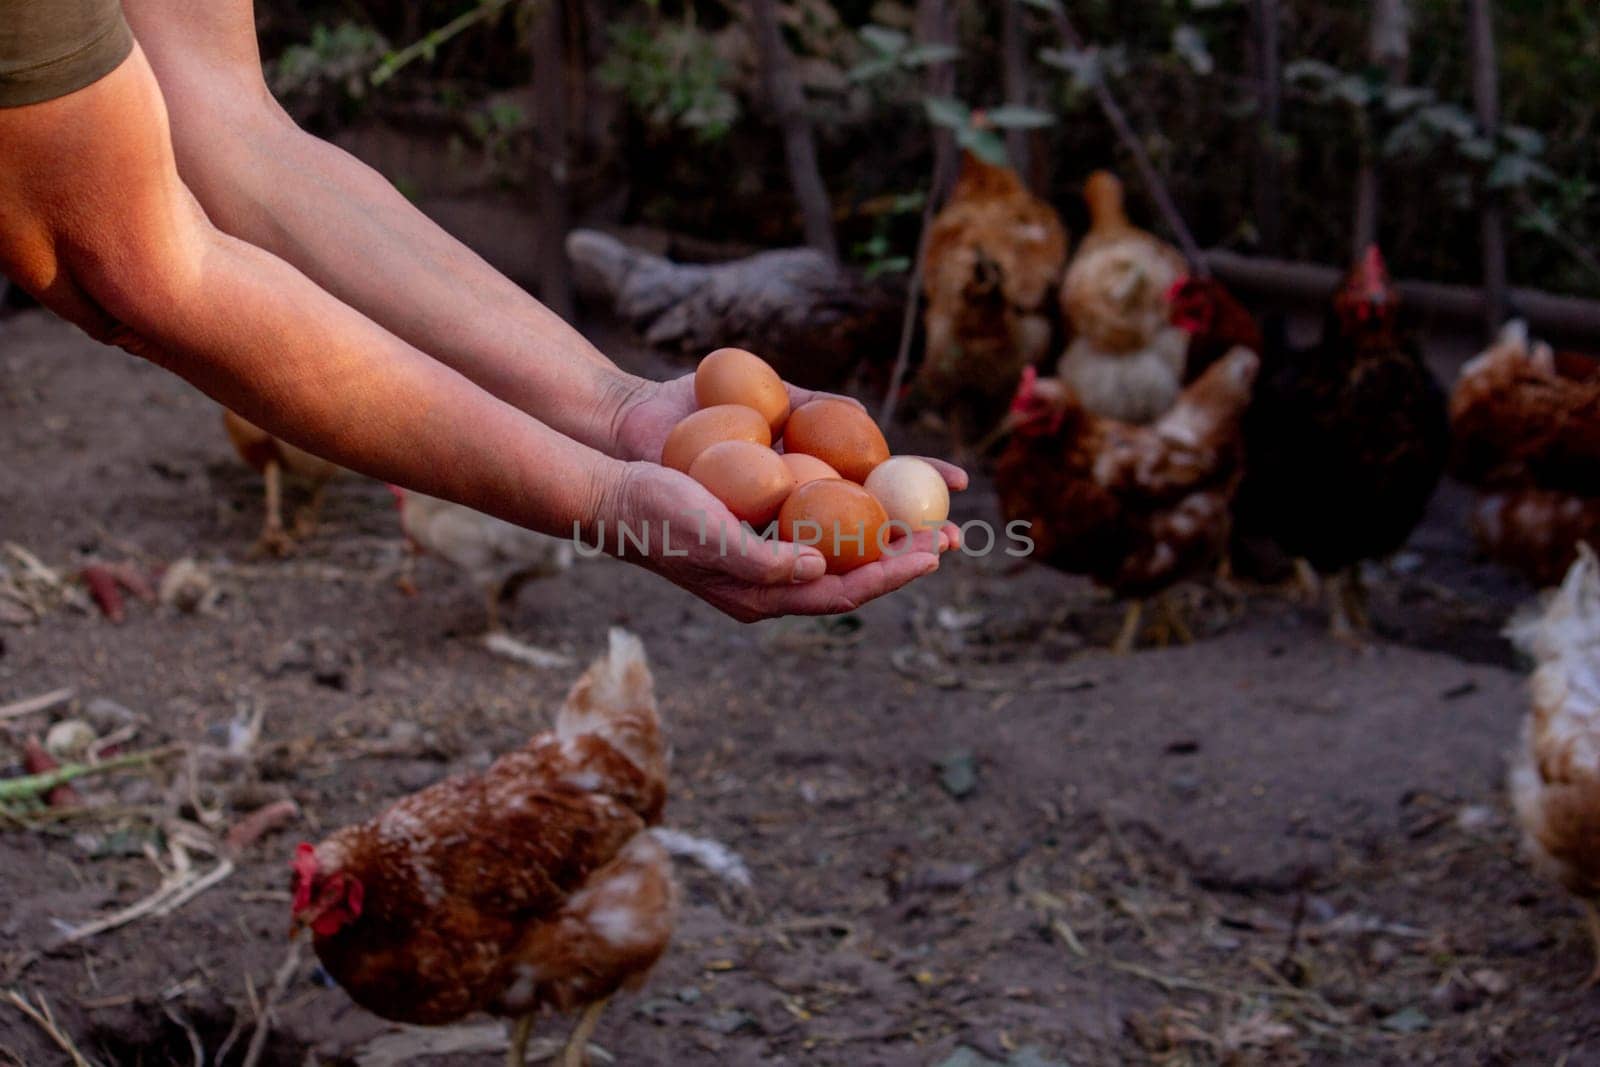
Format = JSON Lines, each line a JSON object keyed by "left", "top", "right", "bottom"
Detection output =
{"left": 911, "top": 456, "right": 970, "bottom": 492}
{"left": 785, "top": 385, "right": 868, "bottom": 414}
{"left": 742, "top": 550, "right": 941, "bottom": 618}
{"left": 695, "top": 515, "right": 828, "bottom": 586}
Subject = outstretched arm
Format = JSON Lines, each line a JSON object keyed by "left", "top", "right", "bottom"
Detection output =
{"left": 123, "top": 0, "right": 645, "bottom": 458}
{"left": 0, "top": 45, "right": 617, "bottom": 538}
{"left": 0, "top": 45, "right": 948, "bottom": 622}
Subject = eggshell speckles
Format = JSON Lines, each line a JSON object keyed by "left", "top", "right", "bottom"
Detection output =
{"left": 780, "top": 399, "right": 890, "bottom": 483}
{"left": 689, "top": 441, "right": 795, "bottom": 526}
{"left": 778, "top": 479, "right": 888, "bottom": 574}
{"left": 695, "top": 348, "right": 790, "bottom": 433}
{"left": 661, "top": 405, "right": 772, "bottom": 473}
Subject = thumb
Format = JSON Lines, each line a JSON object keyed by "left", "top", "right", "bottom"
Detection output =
{"left": 701, "top": 518, "right": 828, "bottom": 586}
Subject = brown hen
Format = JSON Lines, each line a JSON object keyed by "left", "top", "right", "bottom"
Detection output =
{"left": 994, "top": 347, "right": 1259, "bottom": 652}
{"left": 917, "top": 151, "right": 1068, "bottom": 451}
{"left": 1452, "top": 321, "right": 1600, "bottom": 586}
{"left": 290, "top": 629, "right": 676, "bottom": 1067}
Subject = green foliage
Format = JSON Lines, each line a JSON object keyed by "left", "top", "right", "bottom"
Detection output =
{"left": 923, "top": 97, "right": 1055, "bottom": 167}
{"left": 271, "top": 21, "right": 389, "bottom": 109}
{"left": 851, "top": 191, "right": 926, "bottom": 279}
{"left": 252, "top": 0, "right": 1600, "bottom": 298}
{"left": 849, "top": 23, "right": 960, "bottom": 83}
{"left": 598, "top": 20, "right": 739, "bottom": 142}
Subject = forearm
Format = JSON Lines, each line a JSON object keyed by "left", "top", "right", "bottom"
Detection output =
{"left": 163, "top": 95, "right": 642, "bottom": 457}
{"left": 105, "top": 224, "right": 622, "bottom": 540}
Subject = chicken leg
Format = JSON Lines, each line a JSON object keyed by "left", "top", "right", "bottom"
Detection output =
{"left": 1111, "top": 600, "right": 1144, "bottom": 656}
{"left": 292, "top": 480, "right": 330, "bottom": 538}
{"left": 507, "top": 1014, "right": 535, "bottom": 1067}
{"left": 1582, "top": 900, "right": 1600, "bottom": 991}
{"left": 562, "top": 998, "right": 610, "bottom": 1067}
{"left": 1150, "top": 593, "right": 1195, "bottom": 647}
{"left": 251, "top": 460, "right": 294, "bottom": 559}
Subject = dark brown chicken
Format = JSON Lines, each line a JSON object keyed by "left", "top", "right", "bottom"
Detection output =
{"left": 994, "top": 348, "right": 1259, "bottom": 652}
{"left": 1234, "top": 246, "right": 1449, "bottom": 639}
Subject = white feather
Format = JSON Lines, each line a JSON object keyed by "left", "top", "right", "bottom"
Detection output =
{"left": 650, "top": 828, "right": 753, "bottom": 890}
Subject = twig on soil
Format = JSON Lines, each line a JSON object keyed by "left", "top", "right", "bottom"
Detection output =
{"left": 162, "top": 1007, "right": 204, "bottom": 1067}
{"left": 1109, "top": 958, "right": 1343, "bottom": 1020}
{"left": 0, "top": 989, "right": 98, "bottom": 1067}
{"left": 224, "top": 799, "right": 301, "bottom": 857}
{"left": 0, "top": 688, "right": 74, "bottom": 722}
{"left": 0, "top": 746, "right": 180, "bottom": 805}
{"left": 240, "top": 940, "right": 305, "bottom": 1067}
{"left": 52, "top": 835, "right": 235, "bottom": 946}
{"left": 1050, "top": 916, "right": 1088, "bottom": 958}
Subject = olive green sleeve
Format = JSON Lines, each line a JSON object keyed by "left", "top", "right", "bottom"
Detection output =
{"left": 0, "top": 0, "right": 134, "bottom": 108}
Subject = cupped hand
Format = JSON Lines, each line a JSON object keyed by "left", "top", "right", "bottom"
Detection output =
{"left": 606, "top": 462, "right": 953, "bottom": 623}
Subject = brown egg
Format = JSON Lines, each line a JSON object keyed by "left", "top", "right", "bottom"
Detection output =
{"left": 778, "top": 479, "right": 888, "bottom": 574}
{"left": 781, "top": 399, "right": 890, "bottom": 483}
{"left": 780, "top": 452, "right": 841, "bottom": 487}
{"left": 689, "top": 441, "right": 796, "bottom": 527}
{"left": 695, "top": 348, "right": 790, "bottom": 433}
{"left": 661, "top": 405, "right": 771, "bottom": 473}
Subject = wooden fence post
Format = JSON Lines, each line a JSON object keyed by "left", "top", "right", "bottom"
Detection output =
{"left": 531, "top": 0, "right": 573, "bottom": 319}
{"left": 1250, "top": 0, "right": 1282, "bottom": 260}
{"left": 1353, "top": 0, "right": 1409, "bottom": 257}
{"left": 917, "top": 0, "right": 958, "bottom": 204}
{"left": 1001, "top": 0, "right": 1034, "bottom": 182}
{"left": 1468, "top": 0, "right": 1509, "bottom": 334}
{"left": 749, "top": 0, "right": 838, "bottom": 260}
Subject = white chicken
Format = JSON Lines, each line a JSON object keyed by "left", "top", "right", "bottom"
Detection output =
{"left": 392, "top": 488, "right": 575, "bottom": 635}
{"left": 1057, "top": 171, "right": 1188, "bottom": 425}
{"left": 1509, "top": 543, "right": 1600, "bottom": 985}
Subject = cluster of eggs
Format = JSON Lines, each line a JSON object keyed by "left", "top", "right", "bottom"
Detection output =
{"left": 664, "top": 348, "right": 950, "bottom": 574}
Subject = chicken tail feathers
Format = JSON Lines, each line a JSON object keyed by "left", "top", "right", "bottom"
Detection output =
{"left": 557, "top": 628, "right": 665, "bottom": 786}
{"left": 1507, "top": 543, "right": 1600, "bottom": 666}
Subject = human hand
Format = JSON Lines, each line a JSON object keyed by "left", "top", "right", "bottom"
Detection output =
{"left": 603, "top": 462, "right": 954, "bottom": 623}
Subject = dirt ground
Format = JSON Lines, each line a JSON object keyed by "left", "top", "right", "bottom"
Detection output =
{"left": 3, "top": 309, "right": 1599, "bottom": 1066}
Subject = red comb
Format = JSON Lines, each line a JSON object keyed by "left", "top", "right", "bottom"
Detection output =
{"left": 1360, "top": 244, "right": 1387, "bottom": 276}
{"left": 1165, "top": 276, "right": 1191, "bottom": 305}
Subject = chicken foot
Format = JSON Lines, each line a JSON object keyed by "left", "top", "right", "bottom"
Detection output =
{"left": 1149, "top": 594, "right": 1195, "bottom": 647}
{"left": 1327, "top": 568, "right": 1370, "bottom": 647}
